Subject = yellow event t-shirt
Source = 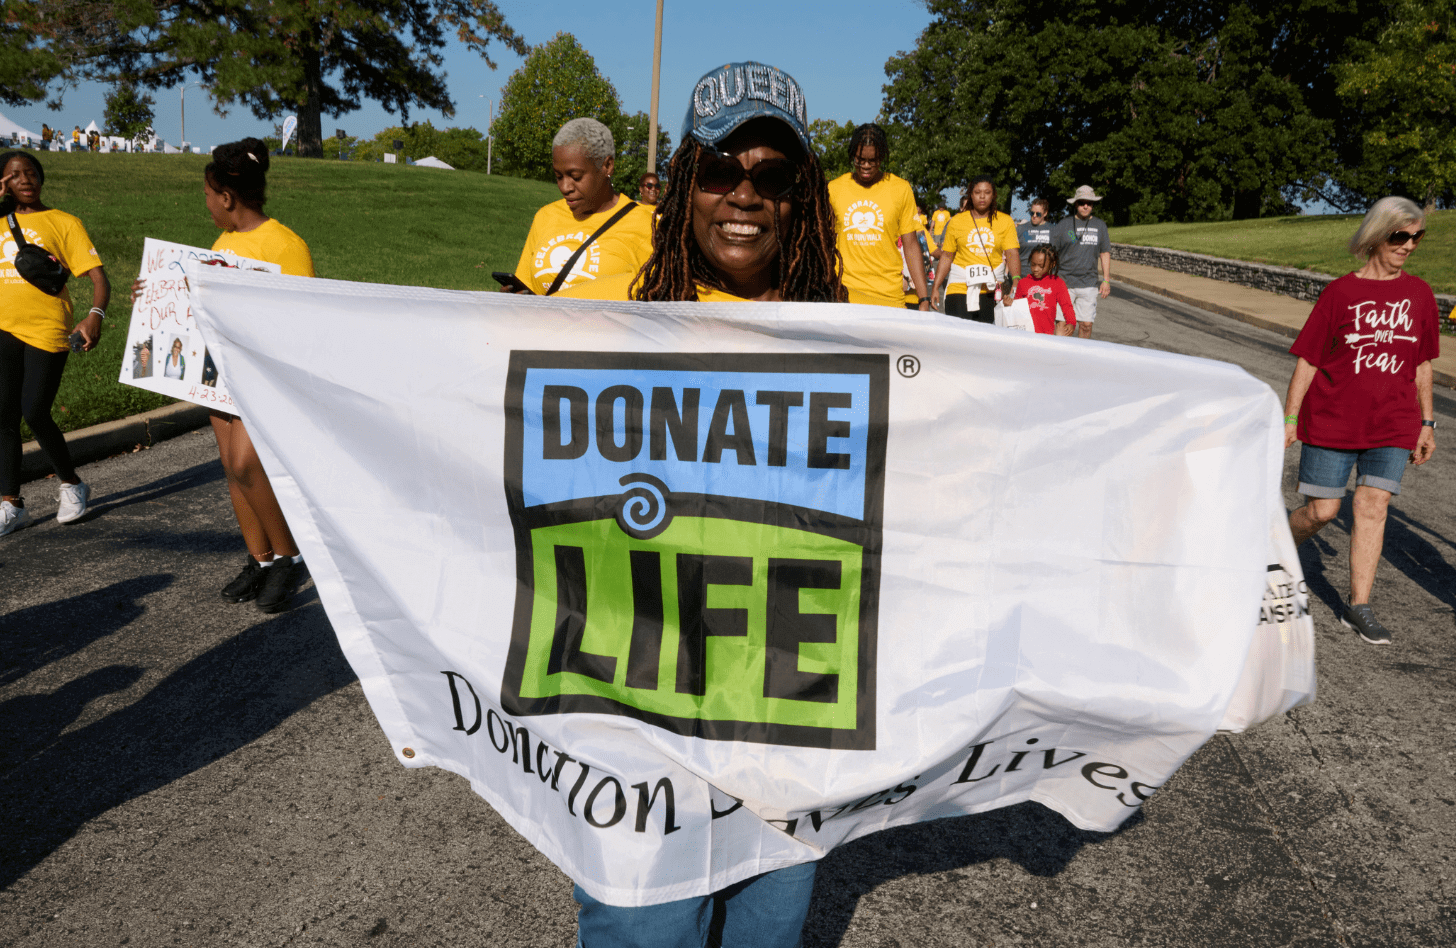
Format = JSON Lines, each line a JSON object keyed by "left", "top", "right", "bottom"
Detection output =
{"left": 828, "top": 173, "right": 919, "bottom": 308}
{"left": 930, "top": 209, "right": 951, "bottom": 248}
{"left": 557, "top": 272, "right": 748, "bottom": 303}
{"left": 941, "top": 211, "right": 1019, "bottom": 295}
{"left": 514, "top": 198, "right": 654, "bottom": 295}
{"left": 0, "top": 209, "right": 102, "bottom": 352}
{"left": 212, "top": 218, "right": 315, "bottom": 277}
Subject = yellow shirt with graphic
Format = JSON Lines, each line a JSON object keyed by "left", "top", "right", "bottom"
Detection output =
{"left": 828, "top": 172, "right": 919, "bottom": 308}
{"left": 941, "top": 211, "right": 1019, "bottom": 295}
{"left": 557, "top": 272, "right": 748, "bottom": 303}
{"left": 0, "top": 209, "right": 103, "bottom": 352}
{"left": 212, "top": 218, "right": 315, "bottom": 277}
{"left": 514, "top": 198, "right": 655, "bottom": 295}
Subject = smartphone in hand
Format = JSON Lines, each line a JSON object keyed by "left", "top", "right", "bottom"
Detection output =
{"left": 493, "top": 271, "right": 534, "bottom": 294}
{"left": 68, "top": 330, "right": 86, "bottom": 353}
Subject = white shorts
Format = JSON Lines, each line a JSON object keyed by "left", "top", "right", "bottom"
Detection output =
{"left": 1069, "top": 286, "right": 1099, "bottom": 322}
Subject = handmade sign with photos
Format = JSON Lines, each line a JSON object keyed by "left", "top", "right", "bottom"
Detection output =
{"left": 117, "top": 238, "right": 280, "bottom": 411}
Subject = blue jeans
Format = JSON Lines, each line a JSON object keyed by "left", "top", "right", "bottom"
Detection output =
{"left": 574, "top": 862, "right": 818, "bottom": 948}
{"left": 1297, "top": 443, "right": 1408, "bottom": 498}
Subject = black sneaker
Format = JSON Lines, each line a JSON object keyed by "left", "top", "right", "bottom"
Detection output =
{"left": 1341, "top": 604, "right": 1393, "bottom": 645}
{"left": 221, "top": 556, "right": 266, "bottom": 602}
{"left": 255, "top": 556, "right": 301, "bottom": 614}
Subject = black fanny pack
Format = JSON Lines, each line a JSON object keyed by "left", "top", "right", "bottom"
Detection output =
{"left": 7, "top": 212, "right": 71, "bottom": 296}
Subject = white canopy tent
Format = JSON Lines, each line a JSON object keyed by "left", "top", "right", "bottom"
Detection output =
{"left": 0, "top": 111, "right": 40, "bottom": 144}
{"left": 414, "top": 156, "right": 454, "bottom": 169}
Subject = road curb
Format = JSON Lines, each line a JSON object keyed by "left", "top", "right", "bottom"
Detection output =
{"left": 1113, "top": 273, "right": 1456, "bottom": 390}
{"left": 21, "top": 401, "right": 211, "bottom": 484}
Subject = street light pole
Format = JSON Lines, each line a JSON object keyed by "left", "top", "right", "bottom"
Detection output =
{"left": 647, "top": 0, "right": 664, "bottom": 175}
{"left": 479, "top": 95, "right": 494, "bottom": 175}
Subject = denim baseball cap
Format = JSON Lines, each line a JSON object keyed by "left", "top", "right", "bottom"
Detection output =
{"left": 682, "top": 62, "right": 811, "bottom": 154}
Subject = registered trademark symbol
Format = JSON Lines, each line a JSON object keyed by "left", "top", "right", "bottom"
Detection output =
{"left": 897, "top": 354, "right": 921, "bottom": 378}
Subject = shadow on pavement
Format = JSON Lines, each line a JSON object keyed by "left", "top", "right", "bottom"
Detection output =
{"left": 803, "top": 802, "right": 1127, "bottom": 946}
{"left": 86, "top": 459, "right": 224, "bottom": 518}
{"left": 0, "top": 665, "right": 146, "bottom": 774}
{"left": 1382, "top": 507, "right": 1456, "bottom": 626}
{"left": 0, "top": 604, "right": 356, "bottom": 890}
{"left": 0, "top": 573, "right": 175, "bottom": 687}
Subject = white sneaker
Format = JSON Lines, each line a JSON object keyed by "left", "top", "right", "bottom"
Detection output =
{"left": 57, "top": 481, "right": 90, "bottom": 524}
{"left": 0, "top": 499, "right": 32, "bottom": 536}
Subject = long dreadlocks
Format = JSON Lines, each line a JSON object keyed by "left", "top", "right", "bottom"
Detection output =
{"left": 632, "top": 134, "right": 845, "bottom": 303}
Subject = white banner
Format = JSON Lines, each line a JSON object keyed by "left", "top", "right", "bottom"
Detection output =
{"left": 118, "top": 238, "right": 279, "bottom": 411}
{"left": 189, "top": 266, "right": 1315, "bottom": 907}
{"left": 281, "top": 115, "right": 297, "bottom": 152}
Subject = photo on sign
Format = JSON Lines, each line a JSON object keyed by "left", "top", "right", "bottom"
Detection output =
{"left": 130, "top": 335, "right": 154, "bottom": 379}
{"left": 160, "top": 334, "right": 188, "bottom": 380}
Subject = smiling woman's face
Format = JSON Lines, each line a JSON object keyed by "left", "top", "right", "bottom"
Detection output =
{"left": 171, "top": 338, "right": 183, "bottom": 355}
{"left": 690, "top": 126, "right": 796, "bottom": 297}
{"left": 3, "top": 156, "right": 42, "bottom": 206}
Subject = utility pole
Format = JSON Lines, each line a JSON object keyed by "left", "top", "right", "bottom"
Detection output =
{"left": 647, "top": 0, "right": 664, "bottom": 174}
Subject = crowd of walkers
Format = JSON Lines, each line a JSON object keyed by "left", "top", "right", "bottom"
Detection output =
{"left": 0, "top": 55, "right": 1442, "bottom": 948}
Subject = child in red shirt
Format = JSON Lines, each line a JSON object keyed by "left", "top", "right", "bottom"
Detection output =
{"left": 1014, "top": 247, "right": 1075, "bottom": 335}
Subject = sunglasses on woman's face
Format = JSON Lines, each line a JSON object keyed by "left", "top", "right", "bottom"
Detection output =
{"left": 1387, "top": 228, "right": 1426, "bottom": 246}
{"left": 696, "top": 149, "right": 798, "bottom": 200}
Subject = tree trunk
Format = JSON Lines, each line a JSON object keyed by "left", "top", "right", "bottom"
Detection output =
{"left": 297, "top": 37, "right": 324, "bottom": 159}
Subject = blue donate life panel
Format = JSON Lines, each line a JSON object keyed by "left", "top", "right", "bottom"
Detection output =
{"left": 521, "top": 368, "right": 870, "bottom": 521}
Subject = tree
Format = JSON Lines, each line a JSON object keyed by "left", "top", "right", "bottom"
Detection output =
{"left": 809, "top": 118, "right": 856, "bottom": 181}
{"left": 3, "top": 0, "right": 527, "bottom": 158}
{"left": 882, "top": 0, "right": 1378, "bottom": 223}
{"left": 102, "top": 81, "right": 153, "bottom": 141}
{"left": 493, "top": 32, "right": 623, "bottom": 181}
{"left": 1336, "top": 0, "right": 1456, "bottom": 208}
{"left": 611, "top": 112, "right": 672, "bottom": 197}
{"left": 350, "top": 122, "right": 492, "bottom": 171}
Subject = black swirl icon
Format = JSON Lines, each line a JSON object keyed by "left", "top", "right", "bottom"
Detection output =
{"left": 615, "top": 474, "right": 672, "bottom": 539}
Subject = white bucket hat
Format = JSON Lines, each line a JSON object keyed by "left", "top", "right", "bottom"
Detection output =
{"left": 1067, "top": 185, "right": 1102, "bottom": 204}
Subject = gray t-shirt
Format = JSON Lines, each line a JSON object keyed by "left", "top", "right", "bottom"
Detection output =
{"left": 1016, "top": 221, "right": 1055, "bottom": 271}
{"left": 1050, "top": 215, "right": 1110, "bottom": 288}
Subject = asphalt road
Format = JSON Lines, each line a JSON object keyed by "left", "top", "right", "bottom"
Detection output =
{"left": 3, "top": 287, "right": 1454, "bottom": 948}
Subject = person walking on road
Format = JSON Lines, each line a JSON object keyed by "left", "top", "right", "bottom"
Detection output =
{"left": 828, "top": 123, "right": 930, "bottom": 310}
{"left": 1051, "top": 185, "right": 1111, "bottom": 338}
{"left": 561, "top": 60, "right": 842, "bottom": 940}
{"left": 1283, "top": 196, "right": 1439, "bottom": 645}
{"left": 932, "top": 176, "right": 1020, "bottom": 322}
{"left": 0, "top": 150, "right": 109, "bottom": 535}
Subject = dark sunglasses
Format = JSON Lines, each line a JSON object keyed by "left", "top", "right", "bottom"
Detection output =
{"left": 1387, "top": 228, "right": 1426, "bottom": 246}
{"left": 696, "top": 149, "right": 799, "bottom": 200}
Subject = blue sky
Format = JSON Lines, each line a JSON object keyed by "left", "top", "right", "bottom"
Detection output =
{"left": 5, "top": 1, "right": 932, "bottom": 156}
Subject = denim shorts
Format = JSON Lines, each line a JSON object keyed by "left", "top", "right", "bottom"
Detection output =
{"left": 1297, "top": 443, "right": 1408, "bottom": 498}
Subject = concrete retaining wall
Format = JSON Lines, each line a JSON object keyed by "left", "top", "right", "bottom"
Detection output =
{"left": 1110, "top": 243, "right": 1456, "bottom": 313}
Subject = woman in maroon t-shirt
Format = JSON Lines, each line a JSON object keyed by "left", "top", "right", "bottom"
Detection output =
{"left": 1283, "top": 196, "right": 1439, "bottom": 646}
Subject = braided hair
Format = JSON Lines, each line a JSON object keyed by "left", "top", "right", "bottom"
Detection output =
{"left": 847, "top": 123, "right": 888, "bottom": 164}
{"left": 1029, "top": 244, "right": 1059, "bottom": 276}
{"left": 632, "top": 130, "right": 845, "bottom": 303}
{"left": 205, "top": 138, "right": 270, "bottom": 211}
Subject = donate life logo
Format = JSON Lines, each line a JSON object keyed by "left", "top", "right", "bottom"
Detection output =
{"left": 501, "top": 352, "right": 889, "bottom": 749}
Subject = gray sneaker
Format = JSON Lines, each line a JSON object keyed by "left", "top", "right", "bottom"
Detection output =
{"left": 1341, "top": 604, "right": 1392, "bottom": 645}
{"left": 0, "top": 499, "right": 31, "bottom": 536}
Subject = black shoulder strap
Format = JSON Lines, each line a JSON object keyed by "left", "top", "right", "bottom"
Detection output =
{"left": 545, "top": 200, "right": 639, "bottom": 297}
{"left": 7, "top": 213, "right": 28, "bottom": 247}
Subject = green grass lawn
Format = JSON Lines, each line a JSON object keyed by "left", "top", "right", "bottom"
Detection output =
{"left": 1109, "top": 209, "right": 1455, "bottom": 295}
{"left": 21, "top": 152, "right": 559, "bottom": 437}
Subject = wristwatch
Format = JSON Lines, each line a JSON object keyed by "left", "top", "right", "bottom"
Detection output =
{"left": 1422, "top": 419, "right": 1436, "bottom": 429}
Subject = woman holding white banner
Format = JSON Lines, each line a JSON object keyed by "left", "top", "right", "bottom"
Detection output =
{"left": 560, "top": 61, "right": 842, "bottom": 948}
{"left": 1283, "top": 196, "right": 1439, "bottom": 646}
{"left": 0, "top": 149, "right": 110, "bottom": 535}
{"left": 135, "top": 138, "right": 314, "bottom": 611}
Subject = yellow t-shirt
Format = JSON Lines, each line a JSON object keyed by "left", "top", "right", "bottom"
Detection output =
{"left": 514, "top": 198, "right": 654, "bottom": 295}
{"left": 930, "top": 209, "right": 951, "bottom": 248}
{"left": 211, "top": 218, "right": 315, "bottom": 277}
{"left": 941, "top": 211, "right": 1019, "bottom": 295}
{"left": 557, "top": 272, "right": 748, "bottom": 303}
{"left": 828, "top": 172, "right": 919, "bottom": 308}
{"left": 0, "top": 209, "right": 102, "bottom": 352}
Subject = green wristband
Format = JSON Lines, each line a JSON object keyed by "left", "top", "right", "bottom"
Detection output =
{"left": 1284, "top": 414, "right": 1297, "bottom": 424}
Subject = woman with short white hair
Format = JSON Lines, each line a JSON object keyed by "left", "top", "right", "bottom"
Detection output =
{"left": 1283, "top": 195, "right": 1440, "bottom": 645}
{"left": 509, "top": 117, "right": 654, "bottom": 296}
